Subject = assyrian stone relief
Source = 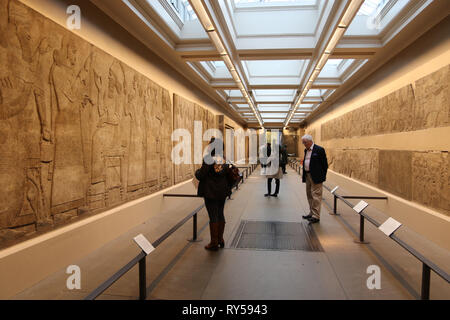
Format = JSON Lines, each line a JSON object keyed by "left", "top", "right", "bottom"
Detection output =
{"left": 173, "top": 94, "right": 194, "bottom": 184}
{"left": 327, "top": 148, "right": 449, "bottom": 216}
{"left": 327, "top": 149, "right": 379, "bottom": 187}
{"left": 321, "top": 65, "right": 449, "bottom": 141}
{"left": 173, "top": 95, "right": 217, "bottom": 183}
{"left": 0, "top": 0, "right": 173, "bottom": 245}
{"left": 319, "top": 65, "right": 449, "bottom": 216}
{"left": 379, "top": 150, "right": 412, "bottom": 200}
{"left": 412, "top": 152, "right": 449, "bottom": 215}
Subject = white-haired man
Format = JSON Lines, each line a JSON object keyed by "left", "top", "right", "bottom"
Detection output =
{"left": 301, "top": 135, "right": 328, "bottom": 224}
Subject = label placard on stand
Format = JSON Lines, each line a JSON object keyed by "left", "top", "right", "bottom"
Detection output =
{"left": 353, "top": 200, "right": 369, "bottom": 214}
{"left": 133, "top": 234, "right": 155, "bottom": 255}
{"left": 379, "top": 217, "right": 402, "bottom": 236}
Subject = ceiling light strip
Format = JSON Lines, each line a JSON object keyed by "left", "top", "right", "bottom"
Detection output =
{"left": 189, "top": 0, "right": 263, "bottom": 126}
{"left": 284, "top": 0, "right": 364, "bottom": 126}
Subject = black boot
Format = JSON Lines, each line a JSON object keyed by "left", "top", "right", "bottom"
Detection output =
{"left": 218, "top": 221, "right": 225, "bottom": 248}
{"left": 265, "top": 178, "right": 272, "bottom": 197}
{"left": 205, "top": 222, "right": 219, "bottom": 251}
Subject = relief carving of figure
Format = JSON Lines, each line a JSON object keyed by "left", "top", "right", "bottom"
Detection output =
{"left": 50, "top": 34, "right": 90, "bottom": 213}
{"left": 0, "top": 0, "right": 54, "bottom": 230}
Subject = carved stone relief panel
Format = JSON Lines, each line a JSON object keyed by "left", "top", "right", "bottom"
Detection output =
{"left": 413, "top": 65, "right": 449, "bottom": 130}
{"left": 321, "top": 65, "right": 449, "bottom": 141}
{"left": 327, "top": 149, "right": 379, "bottom": 186}
{"left": 0, "top": 0, "right": 173, "bottom": 246}
{"left": 173, "top": 94, "right": 194, "bottom": 184}
{"left": 378, "top": 150, "right": 412, "bottom": 200}
{"left": 412, "top": 152, "right": 449, "bottom": 215}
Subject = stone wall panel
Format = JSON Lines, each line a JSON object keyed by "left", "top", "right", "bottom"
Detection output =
{"left": 0, "top": 0, "right": 173, "bottom": 246}
{"left": 379, "top": 150, "right": 412, "bottom": 200}
{"left": 412, "top": 152, "right": 450, "bottom": 215}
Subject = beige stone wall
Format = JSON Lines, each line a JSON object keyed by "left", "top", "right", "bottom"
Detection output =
{"left": 0, "top": 0, "right": 177, "bottom": 246}
{"left": 304, "top": 16, "right": 450, "bottom": 244}
{"left": 0, "top": 0, "right": 226, "bottom": 247}
{"left": 321, "top": 67, "right": 449, "bottom": 140}
{"left": 321, "top": 65, "right": 450, "bottom": 216}
{"left": 216, "top": 115, "right": 246, "bottom": 163}
{"left": 282, "top": 128, "right": 300, "bottom": 156}
{"left": 173, "top": 94, "right": 217, "bottom": 183}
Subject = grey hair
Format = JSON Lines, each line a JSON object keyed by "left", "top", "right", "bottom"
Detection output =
{"left": 301, "top": 134, "right": 313, "bottom": 142}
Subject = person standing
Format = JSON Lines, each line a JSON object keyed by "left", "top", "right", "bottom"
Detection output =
{"left": 280, "top": 144, "right": 288, "bottom": 174}
{"left": 301, "top": 135, "right": 328, "bottom": 224}
{"left": 264, "top": 142, "right": 283, "bottom": 197}
{"left": 195, "top": 138, "right": 233, "bottom": 251}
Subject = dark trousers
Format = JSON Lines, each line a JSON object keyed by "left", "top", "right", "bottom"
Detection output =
{"left": 204, "top": 198, "right": 226, "bottom": 223}
{"left": 267, "top": 178, "right": 280, "bottom": 195}
{"left": 281, "top": 163, "right": 286, "bottom": 173}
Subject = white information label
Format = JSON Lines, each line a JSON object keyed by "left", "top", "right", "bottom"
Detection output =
{"left": 378, "top": 217, "right": 402, "bottom": 236}
{"left": 353, "top": 200, "right": 369, "bottom": 214}
{"left": 133, "top": 234, "right": 155, "bottom": 255}
{"left": 330, "top": 186, "right": 339, "bottom": 194}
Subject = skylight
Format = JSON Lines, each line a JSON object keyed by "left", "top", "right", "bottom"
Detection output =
{"left": 234, "top": 0, "right": 316, "bottom": 6}
{"left": 326, "top": 59, "right": 343, "bottom": 67}
{"left": 213, "top": 61, "right": 226, "bottom": 68}
{"left": 357, "top": 0, "right": 388, "bottom": 16}
{"left": 166, "top": 0, "right": 198, "bottom": 22}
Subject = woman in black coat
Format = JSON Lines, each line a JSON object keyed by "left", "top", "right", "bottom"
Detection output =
{"left": 195, "top": 138, "right": 234, "bottom": 251}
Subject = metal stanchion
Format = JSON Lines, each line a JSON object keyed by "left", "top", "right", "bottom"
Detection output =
{"left": 354, "top": 215, "right": 370, "bottom": 244}
{"left": 421, "top": 263, "right": 431, "bottom": 300}
{"left": 188, "top": 212, "right": 201, "bottom": 242}
{"left": 139, "top": 257, "right": 146, "bottom": 300}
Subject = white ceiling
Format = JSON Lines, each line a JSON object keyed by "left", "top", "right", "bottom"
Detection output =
{"left": 92, "top": 0, "right": 443, "bottom": 127}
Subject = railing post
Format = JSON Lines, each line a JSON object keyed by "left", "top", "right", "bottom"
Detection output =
{"left": 188, "top": 212, "right": 202, "bottom": 242}
{"left": 421, "top": 263, "right": 431, "bottom": 300}
{"left": 354, "top": 215, "right": 370, "bottom": 244}
{"left": 334, "top": 195, "right": 337, "bottom": 214}
{"left": 139, "top": 257, "right": 146, "bottom": 300}
{"left": 193, "top": 212, "right": 197, "bottom": 241}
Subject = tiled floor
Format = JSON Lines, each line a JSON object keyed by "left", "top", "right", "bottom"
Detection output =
{"left": 13, "top": 165, "right": 450, "bottom": 300}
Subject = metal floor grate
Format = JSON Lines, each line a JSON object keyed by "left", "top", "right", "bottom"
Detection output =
{"left": 230, "top": 220, "right": 323, "bottom": 252}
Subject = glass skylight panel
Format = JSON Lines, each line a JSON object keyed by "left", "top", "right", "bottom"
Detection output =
{"left": 325, "top": 59, "right": 343, "bottom": 67}
{"left": 263, "top": 118, "right": 285, "bottom": 122}
{"left": 260, "top": 113, "right": 288, "bottom": 118}
{"left": 166, "top": 0, "right": 198, "bottom": 22}
{"left": 199, "top": 61, "right": 231, "bottom": 78}
{"left": 357, "top": 0, "right": 387, "bottom": 16}
{"left": 254, "top": 89, "right": 295, "bottom": 96}
{"left": 234, "top": 0, "right": 316, "bottom": 7}
{"left": 305, "top": 89, "right": 322, "bottom": 97}
{"left": 226, "top": 90, "right": 244, "bottom": 97}
{"left": 297, "top": 104, "right": 314, "bottom": 109}
{"left": 245, "top": 60, "right": 304, "bottom": 77}
{"left": 258, "top": 105, "right": 291, "bottom": 112}
{"left": 213, "top": 61, "right": 226, "bottom": 68}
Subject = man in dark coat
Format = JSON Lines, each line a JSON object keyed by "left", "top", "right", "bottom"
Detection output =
{"left": 301, "top": 135, "right": 328, "bottom": 224}
{"left": 280, "top": 144, "right": 288, "bottom": 174}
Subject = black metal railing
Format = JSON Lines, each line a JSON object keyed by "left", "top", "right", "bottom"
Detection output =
{"left": 84, "top": 164, "right": 258, "bottom": 300}
{"left": 289, "top": 161, "right": 449, "bottom": 300}
{"left": 323, "top": 184, "right": 449, "bottom": 299}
